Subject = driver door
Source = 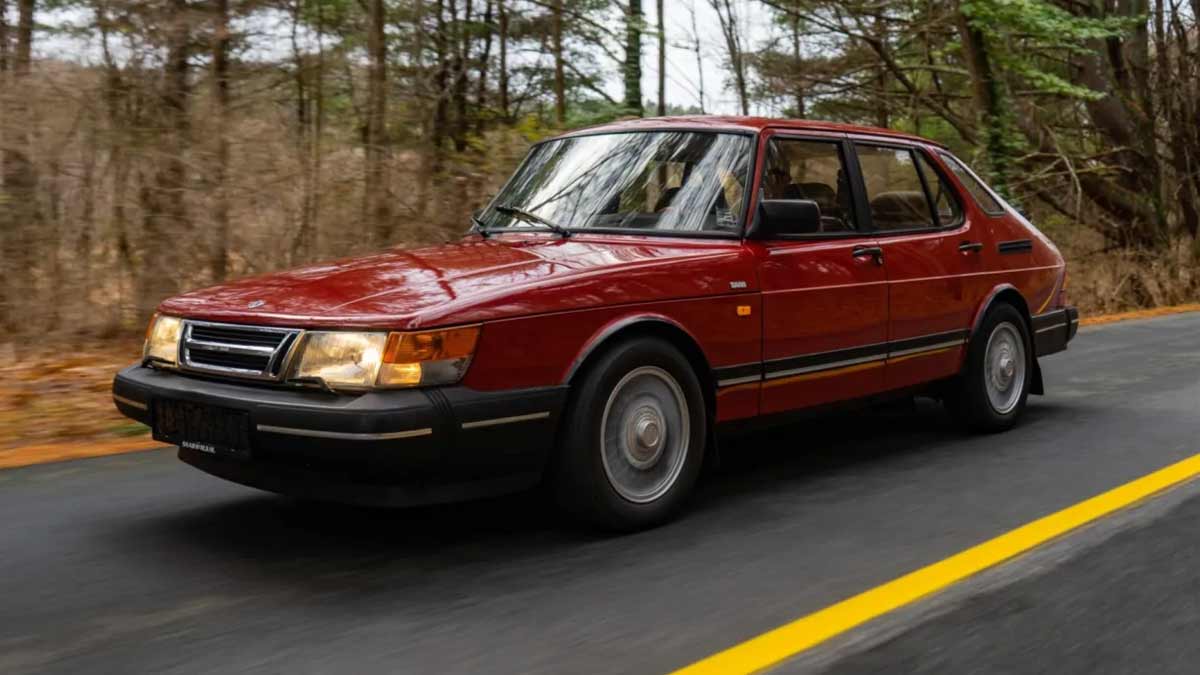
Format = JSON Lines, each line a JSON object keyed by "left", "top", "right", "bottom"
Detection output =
{"left": 756, "top": 133, "right": 890, "bottom": 415}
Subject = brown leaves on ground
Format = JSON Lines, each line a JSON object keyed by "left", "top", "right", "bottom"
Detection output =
{"left": 0, "top": 342, "right": 145, "bottom": 450}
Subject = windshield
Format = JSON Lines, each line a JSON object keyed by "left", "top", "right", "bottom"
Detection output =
{"left": 480, "top": 131, "right": 754, "bottom": 235}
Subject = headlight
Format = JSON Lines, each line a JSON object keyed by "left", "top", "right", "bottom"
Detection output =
{"left": 288, "top": 326, "right": 479, "bottom": 390}
{"left": 144, "top": 314, "right": 183, "bottom": 366}
{"left": 290, "top": 332, "right": 388, "bottom": 390}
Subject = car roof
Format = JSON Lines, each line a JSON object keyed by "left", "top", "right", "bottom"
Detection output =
{"left": 554, "top": 115, "right": 947, "bottom": 149}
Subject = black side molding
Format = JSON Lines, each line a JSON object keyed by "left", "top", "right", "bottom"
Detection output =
{"left": 998, "top": 239, "right": 1034, "bottom": 254}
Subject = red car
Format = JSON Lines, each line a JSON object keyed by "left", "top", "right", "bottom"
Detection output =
{"left": 113, "top": 117, "right": 1077, "bottom": 530}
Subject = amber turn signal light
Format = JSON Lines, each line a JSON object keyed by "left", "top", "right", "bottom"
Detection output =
{"left": 378, "top": 325, "right": 481, "bottom": 387}
{"left": 383, "top": 326, "right": 480, "bottom": 364}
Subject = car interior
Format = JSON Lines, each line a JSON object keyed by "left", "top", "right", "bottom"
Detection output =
{"left": 763, "top": 139, "right": 857, "bottom": 233}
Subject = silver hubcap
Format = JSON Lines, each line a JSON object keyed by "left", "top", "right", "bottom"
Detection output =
{"left": 985, "top": 322, "right": 1026, "bottom": 415}
{"left": 600, "top": 366, "right": 690, "bottom": 503}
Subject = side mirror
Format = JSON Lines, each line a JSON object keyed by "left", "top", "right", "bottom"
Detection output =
{"left": 758, "top": 199, "right": 822, "bottom": 238}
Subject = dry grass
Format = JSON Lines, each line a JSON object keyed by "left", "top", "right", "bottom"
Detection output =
{"left": 1053, "top": 228, "right": 1200, "bottom": 316}
{"left": 0, "top": 343, "right": 146, "bottom": 450}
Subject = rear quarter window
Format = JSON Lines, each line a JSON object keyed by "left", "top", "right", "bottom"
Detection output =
{"left": 939, "top": 152, "right": 1006, "bottom": 216}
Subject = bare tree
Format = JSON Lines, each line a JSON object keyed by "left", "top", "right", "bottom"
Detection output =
{"left": 709, "top": 0, "right": 749, "bottom": 115}
{"left": 211, "top": 0, "right": 231, "bottom": 282}
{"left": 624, "top": 0, "right": 643, "bottom": 115}
{"left": 364, "top": 0, "right": 391, "bottom": 244}
{"left": 552, "top": 0, "right": 566, "bottom": 124}
{"left": 656, "top": 0, "right": 665, "bottom": 116}
{"left": 138, "top": 0, "right": 192, "bottom": 315}
{"left": 0, "top": 0, "right": 37, "bottom": 332}
{"left": 683, "top": 1, "right": 705, "bottom": 113}
{"left": 498, "top": 0, "right": 509, "bottom": 119}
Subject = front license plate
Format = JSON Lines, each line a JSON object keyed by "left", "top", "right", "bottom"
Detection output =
{"left": 153, "top": 400, "right": 252, "bottom": 460}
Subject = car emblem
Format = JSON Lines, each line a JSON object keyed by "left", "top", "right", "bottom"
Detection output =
{"left": 247, "top": 299, "right": 266, "bottom": 309}
{"left": 729, "top": 280, "right": 748, "bottom": 290}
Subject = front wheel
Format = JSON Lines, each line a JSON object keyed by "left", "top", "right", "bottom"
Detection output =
{"left": 950, "top": 303, "right": 1033, "bottom": 432}
{"left": 552, "top": 337, "right": 707, "bottom": 531}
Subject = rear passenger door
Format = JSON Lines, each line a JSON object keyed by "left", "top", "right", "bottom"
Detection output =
{"left": 756, "top": 133, "right": 890, "bottom": 414}
{"left": 852, "top": 141, "right": 984, "bottom": 391}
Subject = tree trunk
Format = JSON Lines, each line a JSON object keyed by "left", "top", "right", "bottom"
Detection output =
{"left": 872, "top": 8, "right": 888, "bottom": 128}
{"left": 0, "top": 0, "right": 9, "bottom": 73}
{"left": 211, "top": 0, "right": 231, "bottom": 282}
{"left": 710, "top": 0, "right": 748, "bottom": 115}
{"left": 1124, "top": 0, "right": 1167, "bottom": 246}
{"left": 624, "top": 0, "right": 643, "bottom": 115}
{"left": 498, "top": 0, "right": 509, "bottom": 120}
{"left": 1066, "top": 0, "right": 1169, "bottom": 247}
{"left": 552, "top": 0, "right": 565, "bottom": 124}
{"left": 365, "top": 0, "right": 391, "bottom": 245}
{"left": 474, "top": 0, "right": 493, "bottom": 135}
{"left": 790, "top": 13, "right": 804, "bottom": 117}
{"left": 0, "top": 0, "right": 36, "bottom": 333}
{"left": 1156, "top": 0, "right": 1199, "bottom": 239}
{"left": 956, "top": 8, "right": 1011, "bottom": 196}
{"left": 689, "top": 4, "right": 704, "bottom": 113}
{"left": 656, "top": 0, "right": 665, "bottom": 116}
{"left": 449, "top": 0, "right": 471, "bottom": 151}
{"left": 137, "top": 0, "right": 190, "bottom": 319}
{"left": 290, "top": 0, "right": 312, "bottom": 261}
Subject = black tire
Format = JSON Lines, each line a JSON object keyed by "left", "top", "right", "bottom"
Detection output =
{"left": 551, "top": 337, "right": 707, "bottom": 531}
{"left": 950, "top": 303, "right": 1033, "bottom": 432}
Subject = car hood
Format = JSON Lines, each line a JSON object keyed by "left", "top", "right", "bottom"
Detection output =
{"left": 159, "top": 234, "right": 756, "bottom": 330}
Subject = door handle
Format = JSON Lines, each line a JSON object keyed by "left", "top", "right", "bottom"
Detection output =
{"left": 958, "top": 241, "right": 984, "bottom": 253}
{"left": 852, "top": 246, "right": 884, "bottom": 265}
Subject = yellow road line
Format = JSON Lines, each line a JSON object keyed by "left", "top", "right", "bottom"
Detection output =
{"left": 669, "top": 451, "right": 1200, "bottom": 675}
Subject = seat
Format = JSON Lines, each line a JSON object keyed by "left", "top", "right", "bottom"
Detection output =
{"left": 796, "top": 182, "right": 838, "bottom": 212}
{"left": 870, "top": 191, "right": 933, "bottom": 230}
{"left": 654, "top": 186, "right": 682, "bottom": 212}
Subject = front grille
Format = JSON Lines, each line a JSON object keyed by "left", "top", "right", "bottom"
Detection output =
{"left": 180, "top": 320, "right": 302, "bottom": 381}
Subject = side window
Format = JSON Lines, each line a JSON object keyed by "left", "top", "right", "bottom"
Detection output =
{"left": 855, "top": 144, "right": 936, "bottom": 231}
{"left": 939, "top": 152, "right": 1005, "bottom": 215}
{"left": 762, "top": 138, "right": 857, "bottom": 233}
{"left": 915, "top": 151, "right": 962, "bottom": 226}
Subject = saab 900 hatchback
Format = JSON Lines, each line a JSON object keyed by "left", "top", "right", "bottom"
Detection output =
{"left": 113, "top": 116, "right": 1078, "bottom": 530}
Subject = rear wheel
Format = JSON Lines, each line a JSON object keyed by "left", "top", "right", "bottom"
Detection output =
{"left": 950, "top": 303, "right": 1032, "bottom": 432}
{"left": 552, "top": 337, "right": 707, "bottom": 531}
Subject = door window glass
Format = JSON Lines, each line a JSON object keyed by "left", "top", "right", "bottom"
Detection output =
{"left": 762, "top": 138, "right": 857, "bottom": 233}
{"left": 856, "top": 145, "right": 936, "bottom": 231}
{"left": 939, "top": 152, "right": 1006, "bottom": 215}
{"left": 915, "top": 152, "right": 962, "bottom": 226}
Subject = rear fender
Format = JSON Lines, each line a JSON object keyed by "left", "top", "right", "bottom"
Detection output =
{"left": 968, "top": 284, "right": 1041, "bottom": 393}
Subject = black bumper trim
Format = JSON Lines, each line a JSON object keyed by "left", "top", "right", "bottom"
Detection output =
{"left": 1032, "top": 306, "right": 1078, "bottom": 357}
{"left": 113, "top": 364, "right": 568, "bottom": 505}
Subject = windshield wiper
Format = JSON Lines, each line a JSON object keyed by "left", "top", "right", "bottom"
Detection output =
{"left": 494, "top": 204, "right": 572, "bottom": 237}
{"left": 470, "top": 214, "right": 491, "bottom": 239}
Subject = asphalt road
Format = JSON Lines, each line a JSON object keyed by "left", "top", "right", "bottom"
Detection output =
{"left": 806, "top": 479, "right": 1200, "bottom": 675}
{"left": 2, "top": 313, "right": 1199, "bottom": 674}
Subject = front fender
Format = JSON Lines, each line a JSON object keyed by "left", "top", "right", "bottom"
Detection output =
{"left": 562, "top": 313, "right": 703, "bottom": 384}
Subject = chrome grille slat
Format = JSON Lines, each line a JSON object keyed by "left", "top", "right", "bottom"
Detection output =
{"left": 180, "top": 320, "right": 303, "bottom": 381}
{"left": 185, "top": 338, "right": 278, "bottom": 356}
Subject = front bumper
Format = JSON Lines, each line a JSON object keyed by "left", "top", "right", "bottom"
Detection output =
{"left": 1032, "top": 306, "right": 1079, "bottom": 357}
{"left": 112, "top": 365, "right": 567, "bottom": 506}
